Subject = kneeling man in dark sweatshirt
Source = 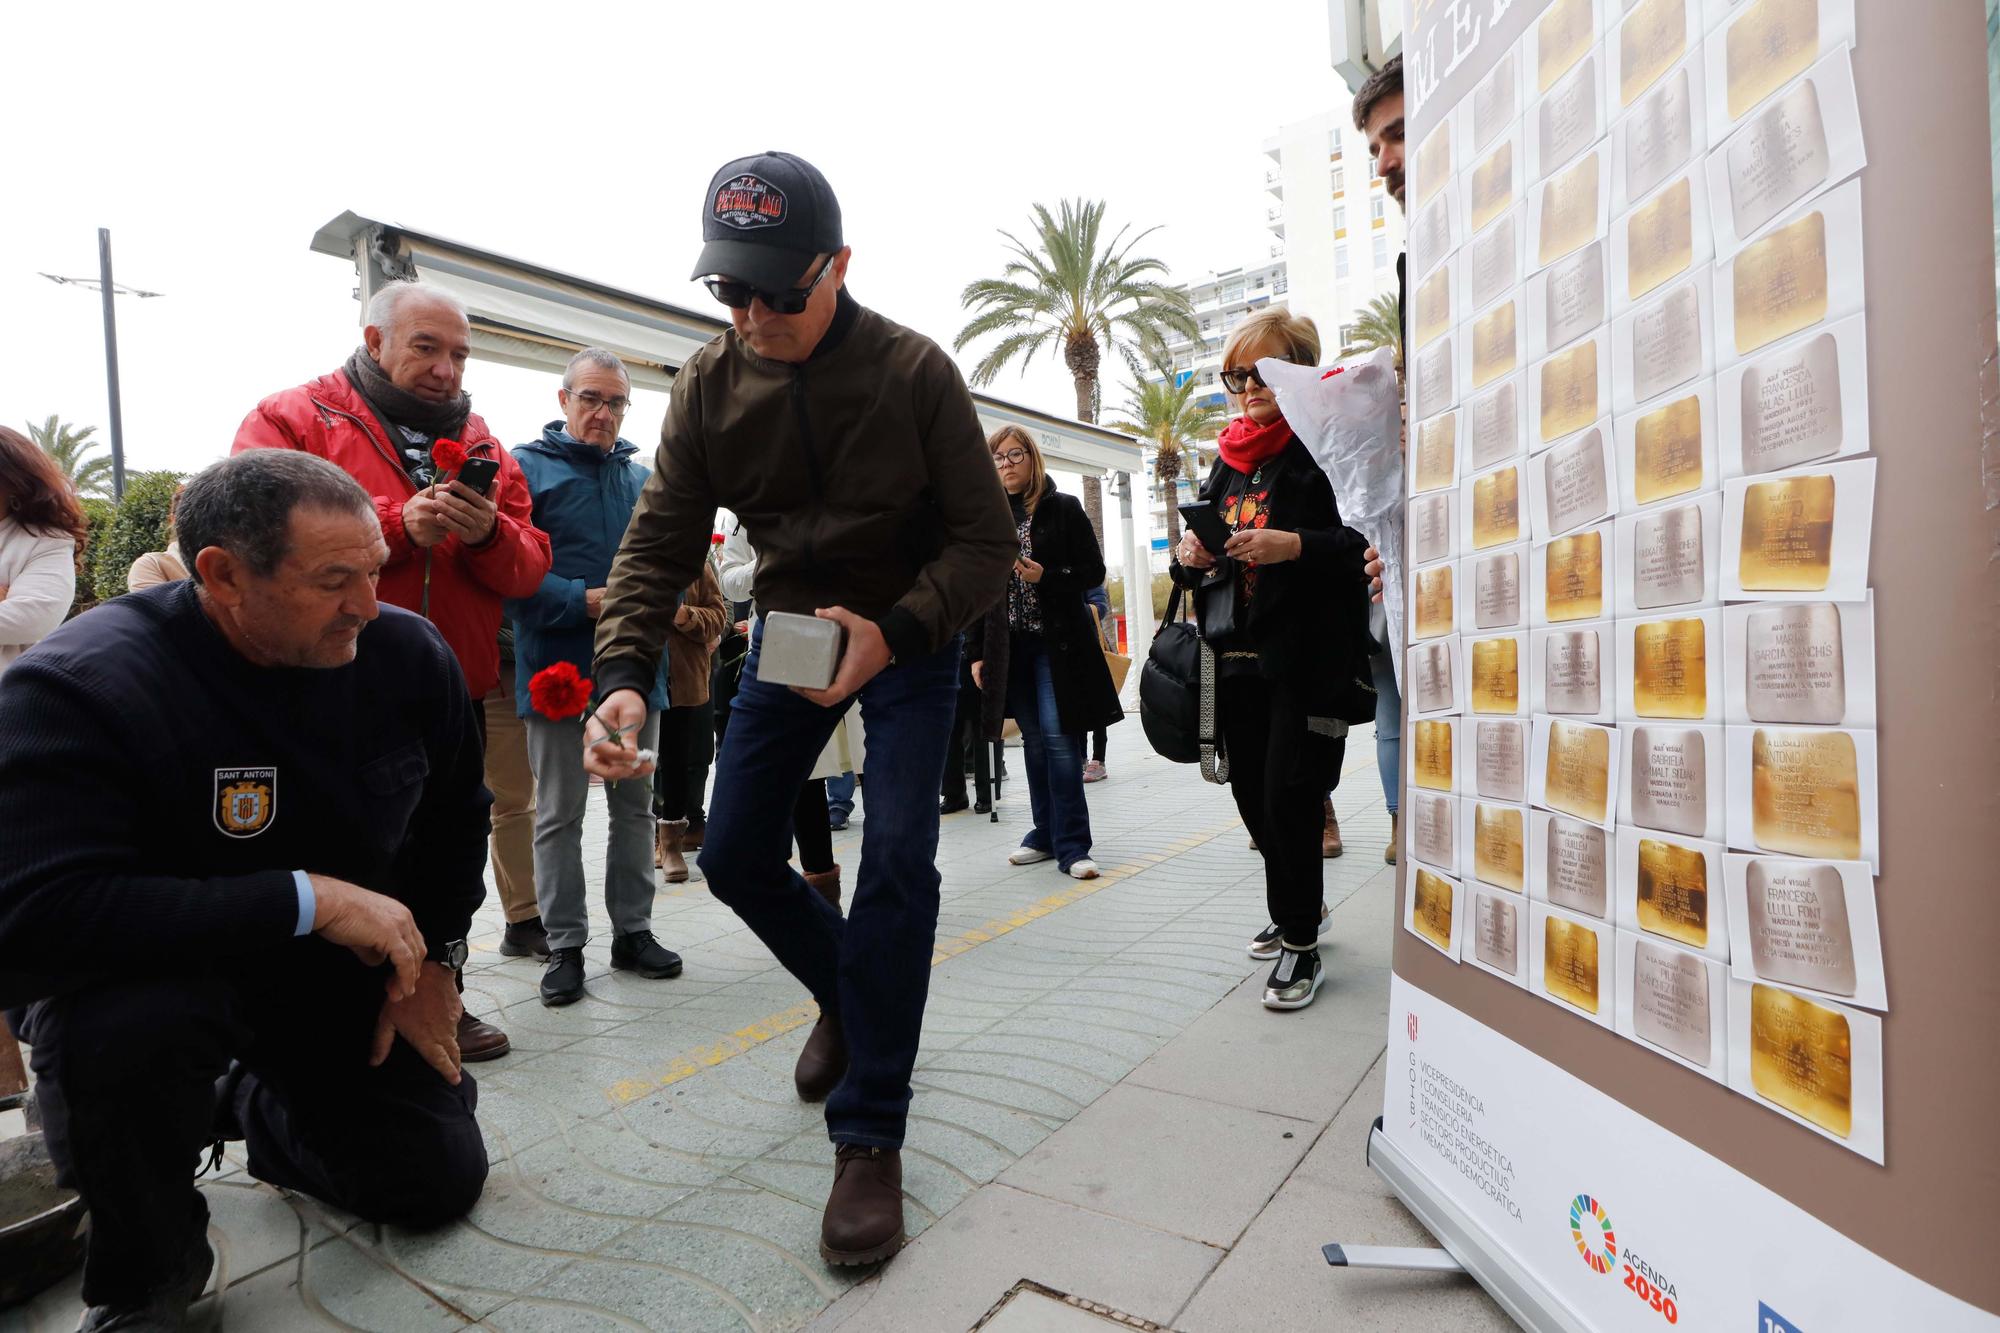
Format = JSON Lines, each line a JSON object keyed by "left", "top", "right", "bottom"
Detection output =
{"left": 0, "top": 450, "right": 492, "bottom": 1331}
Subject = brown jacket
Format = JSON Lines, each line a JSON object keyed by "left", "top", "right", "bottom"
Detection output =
{"left": 667, "top": 562, "right": 729, "bottom": 708}
{"left": 594, "top": 289, "right": 1016, "bottom": 700}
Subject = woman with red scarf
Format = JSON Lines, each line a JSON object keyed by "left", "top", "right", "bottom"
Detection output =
{"left": 1171, "top": 308, "right": 1376, "bottom": 1011}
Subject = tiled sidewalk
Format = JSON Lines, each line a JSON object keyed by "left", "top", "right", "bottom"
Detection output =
{"left": 7, "top": 724, "right": 1496, "bottom": 1332}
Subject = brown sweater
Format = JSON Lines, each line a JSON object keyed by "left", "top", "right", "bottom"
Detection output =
{"left": 594, "top": 290, "right": 1016, "bottom": 699}
{"left": 666, "top": 563, "right": 729, "bottom": 708}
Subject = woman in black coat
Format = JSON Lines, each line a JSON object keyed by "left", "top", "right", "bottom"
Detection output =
{"left": 968, "top": 426, "right": 1123, "bottom": 879}
{"left": 1171, "top": 308, "right": 1375, "bottom": 1012}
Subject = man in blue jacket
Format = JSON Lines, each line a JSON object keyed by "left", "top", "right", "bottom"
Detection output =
{"left": 507, "top": 348, "right": 681, "bottom": 1006}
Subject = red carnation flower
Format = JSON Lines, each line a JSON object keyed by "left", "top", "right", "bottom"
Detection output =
{"left": 711, "top": 532, "right": 726, "bottom": 546}
{"left": 431, "top": 437, "right": 468, "bottom": 475}
{"left": 528, "top": 661, "right": 594, "bottom": 720}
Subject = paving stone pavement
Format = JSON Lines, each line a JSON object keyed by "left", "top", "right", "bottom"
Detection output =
{"left": 6, "top": 721, "right": 1479, "bottom": 1333}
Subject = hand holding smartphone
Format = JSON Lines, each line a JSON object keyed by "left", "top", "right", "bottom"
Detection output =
{"left": 1178, "top": 501, "right": 1233, "bottom": 557}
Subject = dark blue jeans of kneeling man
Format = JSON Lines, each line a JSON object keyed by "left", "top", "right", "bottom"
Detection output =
{"left": 1005, "top": 636, "right": 1094, "bottom": 871}
{"left": 698, "top": 630, "right": 959, "bottom": 1149}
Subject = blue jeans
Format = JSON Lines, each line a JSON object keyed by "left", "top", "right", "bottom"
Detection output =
{"left": 826, "top": 771, "right": 856, "bottom": 821}
{"left": 1005, "top": 637, "right": 1094, "bottom": 870}
{"left": 1371, "top": 650, "right": 1401, "bottom": 814}
{"left": 698, "top": 631, "right": 960, "bottom": 1148}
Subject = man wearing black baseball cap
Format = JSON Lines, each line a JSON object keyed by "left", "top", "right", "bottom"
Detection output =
{"left": 586, "top": 151, "right": 1017, "bottom": 1266}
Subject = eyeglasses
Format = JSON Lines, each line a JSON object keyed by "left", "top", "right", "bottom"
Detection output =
{"left": 568, "top": 390, "right": 630, "bottom": 416}
{"left": 992, "top": 448, "right": 1028, "bottom": 467}
{"left": 1218, "top": 363, "right": 1285, "bottom": 394}
{"left": 703, "top": 254, "right": 836, "bottom": 315}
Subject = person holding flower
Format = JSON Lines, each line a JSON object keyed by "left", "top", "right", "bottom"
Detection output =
{"left": 506, "top": 348, "right": 685, "bottom": 1006}
{"left": 234, "top": 280, "right": 551, "bottom": 1059}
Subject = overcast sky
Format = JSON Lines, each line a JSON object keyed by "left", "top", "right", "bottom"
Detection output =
{"left": 3, "top": 0, "right": 1349, "bottom": 570}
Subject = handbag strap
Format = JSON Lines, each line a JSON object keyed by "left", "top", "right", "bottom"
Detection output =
{"left": 1198, "top": 636, "right": 1229, "bottom": 785}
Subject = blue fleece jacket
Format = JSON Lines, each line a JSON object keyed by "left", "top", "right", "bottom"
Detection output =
{"left": 506, "top": 424, "right": 669, "bottom": 717}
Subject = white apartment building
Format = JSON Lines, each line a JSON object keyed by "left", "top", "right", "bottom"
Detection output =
{"left": 1262, "top": 108, "right": 1406, "bottom": 354}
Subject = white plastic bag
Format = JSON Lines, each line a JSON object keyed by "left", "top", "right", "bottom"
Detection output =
{"left": 1258, "top": 347, "right": 1408, "bottom": 684}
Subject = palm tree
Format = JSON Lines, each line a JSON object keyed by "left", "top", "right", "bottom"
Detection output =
{"left": 1108, "top": 366, "right": 1226, "bottom": 554}
{"left": 26, "top": 415, "right": 112, "bottom": 499}
{"left": 955, "top": 199, "right": 1202, "bottom": 537}
{"left": 1342, "top": 291, "right": 1404, "bottom": 382}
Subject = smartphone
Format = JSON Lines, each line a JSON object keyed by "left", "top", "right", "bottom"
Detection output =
{"left": 454, "top": 456, "right": 501, "bottom": 497}
{"left": 1178, "top": 501, "right": 1233, "bottom": 557}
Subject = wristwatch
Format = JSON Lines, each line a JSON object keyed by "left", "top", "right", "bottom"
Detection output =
{"left": 427, "top": 938, "right": 469, "bottom": 970}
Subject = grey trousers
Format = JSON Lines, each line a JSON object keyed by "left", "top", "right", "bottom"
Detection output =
{"left": 524, "top": 712, "right": 661, "bottom": 951}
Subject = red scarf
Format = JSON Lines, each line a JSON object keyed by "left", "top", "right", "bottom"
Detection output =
{"left": 1216, "top": 414, "right": 1291, "bottom": 474}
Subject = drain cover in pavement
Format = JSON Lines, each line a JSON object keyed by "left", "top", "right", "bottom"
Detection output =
{"left": 970, "top": 1279, "right": 1169, "bottom": 1331}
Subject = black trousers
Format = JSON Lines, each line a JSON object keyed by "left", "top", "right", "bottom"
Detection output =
{"left": 685, "top": 695, "right": 716, "bottom": 826}
{"left": 653, "top": 703, "right": 700, "bottom": 821}
{"left": 940, "top": 683, "right": 992, "bottom": 807}
{"left": 9, "top": 942, "right": 486, "bottom": 1307}
{"left": 1218, "top": 675, "right": 1346, "bottom": 947}
{"left": 794, "top": 777, "right": 834, "bottom": 874}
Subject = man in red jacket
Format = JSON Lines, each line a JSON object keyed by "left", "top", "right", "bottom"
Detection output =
{"left": 234, "top": 280, "right": 551, "bottom": 1061}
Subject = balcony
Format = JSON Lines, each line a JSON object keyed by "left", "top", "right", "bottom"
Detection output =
{"left": 1266, "top": 208, "right": 1285, "bottom": 238}
{"left": 1264, "top": 169, "right": 1283, "bottom": 197}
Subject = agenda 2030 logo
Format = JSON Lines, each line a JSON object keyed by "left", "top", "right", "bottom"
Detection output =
{"left": 1569, "top": 1193, "right": 1682, "bottom": 1324}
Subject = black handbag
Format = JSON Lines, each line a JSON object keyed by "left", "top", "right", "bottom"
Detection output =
{"left": 1139, "top": 584, "right": 1229, "bottom": 782}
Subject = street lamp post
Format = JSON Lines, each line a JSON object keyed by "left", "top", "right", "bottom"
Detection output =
{"left": 97, "top": 229, "right": 127, "bottom": 500}
{"left": 39, "top": 228, "right": 161, "bottom": 501}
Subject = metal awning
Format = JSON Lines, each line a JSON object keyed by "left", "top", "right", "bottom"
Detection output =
{"left": 309, "top": 211, "right": 1142, "bottom": 476}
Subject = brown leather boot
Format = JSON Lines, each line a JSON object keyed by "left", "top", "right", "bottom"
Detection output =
{"left": 456, "top": 1011, "right": 511, "bottom": 1062}
{"left": 1385, "top": 811, "right": 1399, "bottom": 865}
{"left": 657, "top": 818, "right": 689, "bottom": 883}
{"left": 819, "top": 1144, "right": 906, "bottom": 1265}
{"left": 1322, "top": 799, "right": 1344, "bottom": 858}
{"left": 803, "top": 865, "right": 841, "bottom": 910}
{"left": 795, "top": 1011, "right": 848, "bottom": 1102}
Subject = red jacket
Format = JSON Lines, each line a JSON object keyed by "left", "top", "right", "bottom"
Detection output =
{"left": 232, "top": 370, "right": 551, "bottom": 699}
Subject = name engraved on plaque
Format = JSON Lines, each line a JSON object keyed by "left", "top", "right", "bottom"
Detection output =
{"left": 1545, "top": 816, "right": 1609, "bottom": 915}
{"left": 1544, "top": 428, "right": 1611, "bottom": 535}
{"left": 1745, "top": 859, "right": 1858, "bottom": 995}
{"left": 1631, "top": 281, "right": 1703, "bottom": 405}
{"left": 1744, "top": 602, "right": 1846, "bottom": 724}
{"left": 1740, "top": 331, "right": 1843, "bottom": 473}
{"left": 1751, "top": 728, "right": 1862, "bottom": 859}
{"left": 1632, "top": 938, "right": 1712, "bottom": 1063}
{"left": 1477, "top": 720, "right": 1528, "bottom": 802}
{"left": 1629, "top": 725, "right": 1709, "bottom": 836}
{"left": 1738, "top": 473, "right": 1835, "bottom": 591}
{"left": 1543, "top": 242, "right": 1606, "bottom": 354}
{"left": 1633, "top": 502, "right": 1706, "bottom": 609}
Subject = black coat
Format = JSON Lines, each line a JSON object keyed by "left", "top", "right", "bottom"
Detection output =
{"left": 1171, "top": 436, "right": 1376, "bottom": 722}
{"left": 967, "top": 483, "right": 1124, "bottom": 739}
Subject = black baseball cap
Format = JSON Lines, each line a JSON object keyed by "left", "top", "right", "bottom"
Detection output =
{"left": 690, "top": 151, "right": 844, "bottom": 292}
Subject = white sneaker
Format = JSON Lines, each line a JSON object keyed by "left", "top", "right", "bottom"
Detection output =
{"left": 1008, "top": 846, "right": 1054, "bottom": 865}
{"left": 1067, "top": 859, "right": 1100, "bottom": 880}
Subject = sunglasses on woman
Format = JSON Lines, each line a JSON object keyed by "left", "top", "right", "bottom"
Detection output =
{"left": 1218, "top": 361, "right": 1291, "bottom": 394}
{"left": 702, "top": 254, "right": 836, "bottom": 315}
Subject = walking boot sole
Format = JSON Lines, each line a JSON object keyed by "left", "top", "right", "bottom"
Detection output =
{"left": 612, "top": 956, "right": 685, "bottom": 980}
{"left": 662, "top": 869, "right": 690, "bottom": 884}
{"left": 818, "top": 1230, "right": 908, "bottom": 1266}
{"left": 540, "top": 987, "right": 584, "bottom": 1007}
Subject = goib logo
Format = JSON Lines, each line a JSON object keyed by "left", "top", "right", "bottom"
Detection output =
{"left": 1569, "top": 1194, "right": 1618, "bottom": 1275}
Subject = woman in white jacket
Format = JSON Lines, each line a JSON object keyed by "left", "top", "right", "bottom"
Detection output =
{"left": 0, "top": 426, "right": 85, "bottom": 678}
{"left": 715, "top": 519, "right": 861, "bottom": 909}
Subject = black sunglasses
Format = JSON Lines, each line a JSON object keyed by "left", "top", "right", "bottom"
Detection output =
{"left": 703, "top": 254, "right": 836, "bottom": 315}
{"left": 1219, "top": 360, "right": 1292, "bottom": 394}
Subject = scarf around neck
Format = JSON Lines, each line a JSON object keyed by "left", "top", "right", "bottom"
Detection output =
{"left": 343, "top": 348, "right": 472, "bottom": 441}
{"left": 1216, "top": 414, "right": 1292, "bottom": 475}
